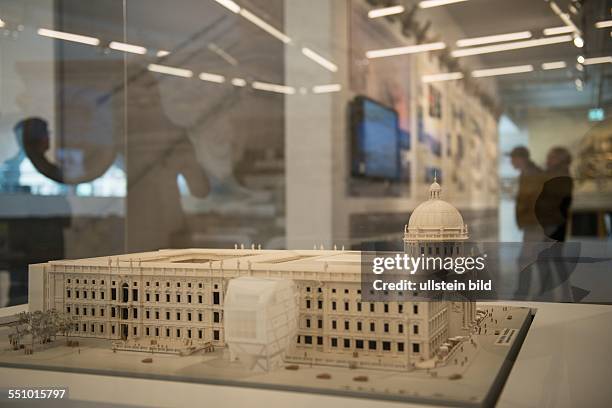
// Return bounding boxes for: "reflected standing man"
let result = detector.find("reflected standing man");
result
[508,146,543,242]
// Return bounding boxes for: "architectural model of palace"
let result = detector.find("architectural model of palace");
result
[29,181,476,371]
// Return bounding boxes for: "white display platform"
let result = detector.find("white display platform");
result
[0,301,610,407]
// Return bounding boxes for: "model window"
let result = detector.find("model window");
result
[176,294,181,303]
[198,313,203,321]
[306,299,311,309]
[213,330,219,341]
[357,302,362,312]
[76,291,80,299]
[133,309,138,319]
[296,336,301,344]
[332,301,336,310]
[101,280,105,285]
[166,312,170,320]
[331,338,338,347]
[332,288,336,293]
[176,312,181,320]
[198,330,203,339]
[368,340,376,350]
[357,321,362,331]
[83,308,87,316]
[412,343,420,353]
[398,304,403,313]
[382,341,391,351]
[344,302,349,311]
[370,303,375,312]
[83,291,87,299]
[318,300,323,309]
[344,289,349,294]
[318,319,323,329]
[155,311,160,319]
[413,325,419,335]
[370,322,375,332]
[92,291,96,299]
[146,311,150,319]
[166,282,170,287]
[413,304,419,314]
[111,325,115,335]
[156,294,160,302]
[305,286,310,292]
[111,308,115,318]
[317,336,323,345]
[132,289,138,302]
[198,295,203,303]
[344,339,350,348]
[156,282,159,287]
[91,324,95,332]
[176,282,180,288]
[187,283,191,288]
[156,328,160,337]
[91,308,95,316]
[344,321,349,330]
[121,283,129,302]
[213,292,220,305]
[187,329,192,339]
[198,283,203,288]
[100,324,104,333]
[146,293,150,302]
[166,294,170,302]
[66,306,71,313]
[66,290,71,298]
[100,308,105,317]
[188,295,192,303]
[187,312,192,321]
[384,323,389,332]
[305,336,312,344]
[317,287,322,293]
[101,291,105,300]
[146,327,150,336]
[398,342,404,352]
[67,279,71,283]
[306,319,311,328]
[176,329,181,337]
[146,282,150,286]
[166,329,170,337]
[384,303,389,313]
[332,320,337,329]
[356,339,364,349]
[213,312,220,323]
[398,324,404,334]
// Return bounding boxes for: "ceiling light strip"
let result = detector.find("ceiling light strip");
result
[451,35,572,58]
[419,0,468,9]
[421,72,464,83]
[252,81,295,94]
[366,42,446,59]
[301,48,338,72]
[583,56,612,65]
[471,64,533,78]
[541,61,566,70]
[148,64,193,78]
[109,41,147,55]
[37,28,100,46]
[456,31,532,47]
[312,84,342,93]
[595,20,612,29]
[543,26,574,36]
[239,9,291,44]
[199,72,226,83]
[368,5,405,18]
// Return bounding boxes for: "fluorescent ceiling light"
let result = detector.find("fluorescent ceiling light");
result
[156,50,170,57]
[472,64,533,78]
[366,42,446,59]
[301,47,338,72]
[239,9,291,44]
[595,20,612,29]
[368,5,405,18]
[583,56,612,65]
[312,84,342,93]
[541,61,566,70]
[456,31,531,47]
[37,28,100,46]
[199,72,225,83]
[451,35,572,57]
[0,19,5,28]
[549,1,580,34]
[252,81,295,95]
[577,55,585,64]
[231,78,247,87]
[147,64,193,78]
[419,0,468,9]
[213,0,240,13]
[422,72,464,83]
[543,26,574,36]
[109,41,147,55]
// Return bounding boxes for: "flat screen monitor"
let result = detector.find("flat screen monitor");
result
[351,96,400,181]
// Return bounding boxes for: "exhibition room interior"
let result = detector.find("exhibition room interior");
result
[0,1,611,407]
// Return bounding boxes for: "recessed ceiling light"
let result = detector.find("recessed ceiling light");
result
[368,5,405,18]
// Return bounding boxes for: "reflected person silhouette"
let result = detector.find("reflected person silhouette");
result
[18,118,64,183]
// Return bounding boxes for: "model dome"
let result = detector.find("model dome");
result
[404,179,468,242]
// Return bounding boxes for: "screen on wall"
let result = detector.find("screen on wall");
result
[351,97,400,180]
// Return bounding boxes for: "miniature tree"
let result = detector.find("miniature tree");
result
[56,313,78,345]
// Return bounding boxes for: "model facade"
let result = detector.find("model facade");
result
[29,181,475,369]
